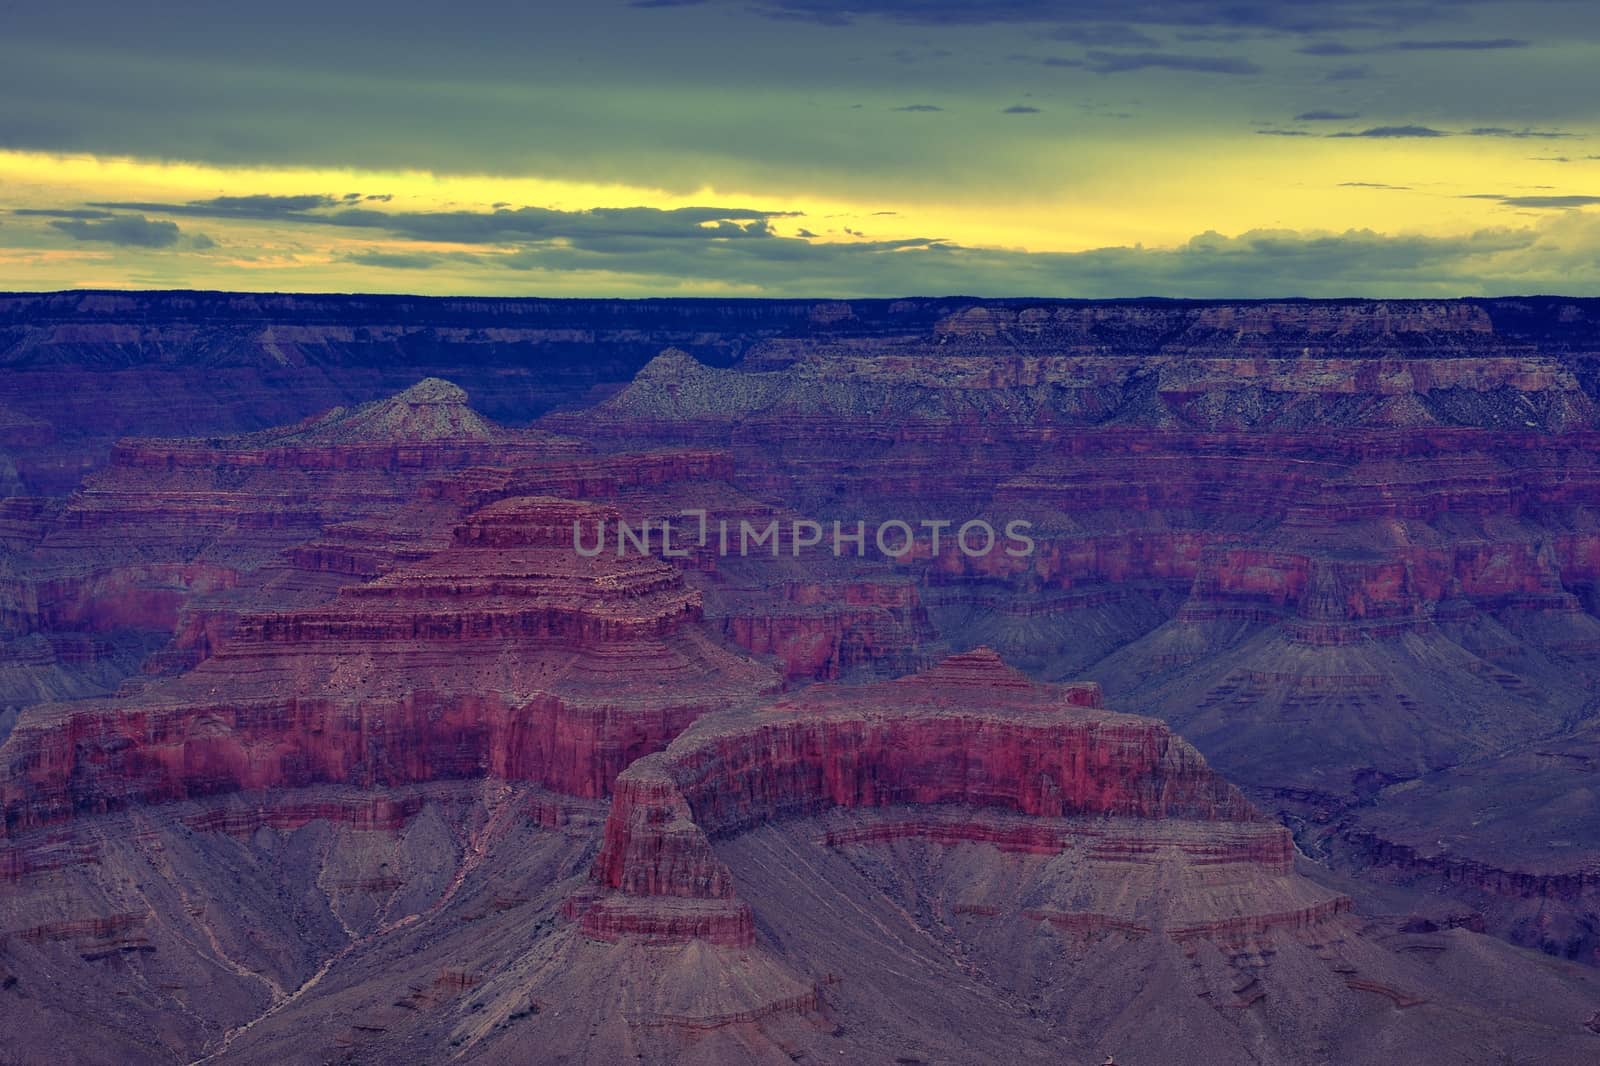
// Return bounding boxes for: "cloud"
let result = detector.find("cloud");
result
[109,194,343,220]
[739,2,1501,35]
[1,0,1585,207]
[19,186,1600,298]
[86,197,804,245]
[1001,105,1041,114]
[1295,110,1358,121]
[892,103,944,111]
[1257,129,1315,137]
[1391,37,1529,50]
[368,223,1556,300]
[1298,37,1530,55]
[1466,127,1575,139]
[11,208,119,220]
[1082,50,1260,75]
[1312,125,1576,140]
[47,213,182,248]
[1339,181,1411,190]
[1464,194,1600,209]
[1329,125,1449,138]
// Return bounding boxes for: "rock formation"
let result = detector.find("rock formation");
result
[4,296,1600,1062]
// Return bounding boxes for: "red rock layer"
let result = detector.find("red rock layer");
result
[573,649,1273,946]
[0,496,779,836]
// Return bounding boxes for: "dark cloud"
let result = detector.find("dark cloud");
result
[71,185,1536,296]
[892,104,944,111]
[1083,50,1260,75]
[1308,125,1575,140]
[48,214,182,248]
[1339,181,1411,190]
[1002,105,1042,114]
[128,194,344,220]
[1329,125,1449,138]
[1295,110,1359,121]
[0,0,1589,203]
[333,223,1551,299]
[1465,193,1600,209]
[85,197,805,245]
[1299,37,1529,55]
[18,188,1585,298]
[1391,37,1529,50]
[740,2,1485,34]
[1466,127,1575,139]
[1256,129,1315,137]
[12,208,119,220]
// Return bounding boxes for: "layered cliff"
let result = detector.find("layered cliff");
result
[573,649,1286,948]
[0,291,996,493]
[6,295,1600,1062]
[0,494,780,835]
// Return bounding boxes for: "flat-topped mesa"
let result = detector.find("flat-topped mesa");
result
[676,649,1256,834]
[566,340,1597,437]
[0,496,781,832]
[575,649,1271,945]
[236,497,700,648]
[931,301,1504,350]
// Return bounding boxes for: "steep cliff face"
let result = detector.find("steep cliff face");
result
[526,300,1600,969]
[574,649,1281,948]
[0,381,595,724]
[7,296,1600,1062]
[0,494,779,834]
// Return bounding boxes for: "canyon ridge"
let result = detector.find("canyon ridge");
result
[3,293,1600,1064]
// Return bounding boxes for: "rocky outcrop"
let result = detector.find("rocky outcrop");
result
[10,296,1600,1062]
[572,649,1287,947]
[0,496,779,834]
[0,291,998,493]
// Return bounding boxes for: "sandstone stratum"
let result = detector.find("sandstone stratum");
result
[4,294,1600,1064]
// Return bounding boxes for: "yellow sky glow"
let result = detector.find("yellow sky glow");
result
[0,139,1581,294]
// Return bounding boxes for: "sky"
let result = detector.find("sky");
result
[2,0,1598,298]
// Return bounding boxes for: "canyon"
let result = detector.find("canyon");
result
[3,293,1600,1063]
